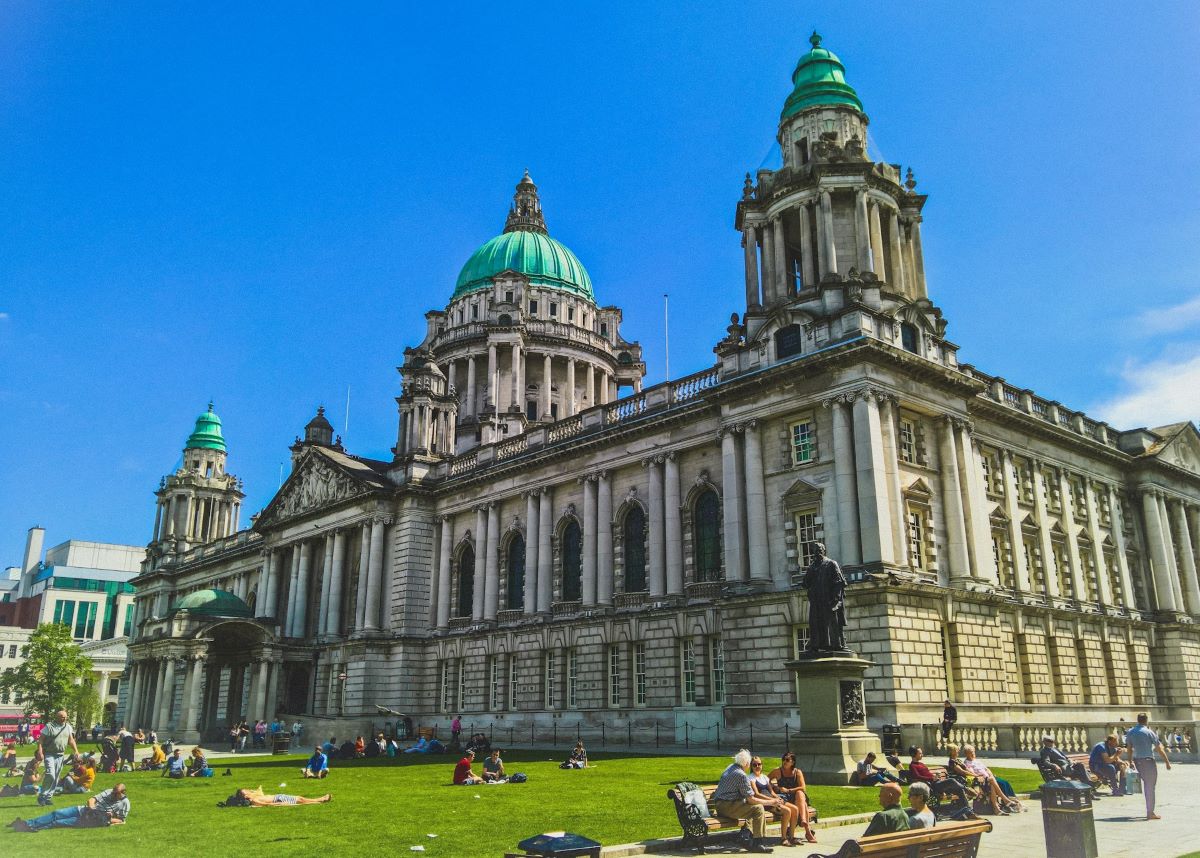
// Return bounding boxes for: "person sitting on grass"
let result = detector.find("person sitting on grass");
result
[768,751,816,844]
[749,755,801,847]
[322,737,337,755]
[186,747,209,777]
[862,783,910,837]
[560,740,588,769]
[404,736,429,754]
[0,759,41,796]
[304,746,329,779]
[59,755,96,794]
[1,743,16,772]
[353,736,366,758]
[454,750,483,785]
[163,749,187,780]
[482,749,505,782]
[220,787,331,807]
[9,783,129,831]
[905,782,935,829]
[856,752,900,786]
[139,743,166,771]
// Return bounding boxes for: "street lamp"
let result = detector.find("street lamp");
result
[337,672,348,716]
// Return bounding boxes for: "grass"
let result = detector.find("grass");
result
[0,751,1039,858]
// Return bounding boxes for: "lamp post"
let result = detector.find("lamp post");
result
[338,672,348,716]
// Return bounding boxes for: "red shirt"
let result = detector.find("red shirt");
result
[453,757,473,784]
[909,762,937,783]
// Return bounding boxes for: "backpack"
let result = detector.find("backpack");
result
[510,773,527,783]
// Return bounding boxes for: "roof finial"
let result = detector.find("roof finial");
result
[504,170,548,235]
[207,400,214,412]
[809,30,822,49]
[904,168,918,191]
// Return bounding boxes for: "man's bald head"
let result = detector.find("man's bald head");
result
[879,782,902,808]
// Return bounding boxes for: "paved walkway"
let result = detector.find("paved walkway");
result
[611,759,1200,858]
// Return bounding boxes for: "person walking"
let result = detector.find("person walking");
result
[1126,713,1171,820]
[36,709,79,807]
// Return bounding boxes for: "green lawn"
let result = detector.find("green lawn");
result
[0,752,1038,857]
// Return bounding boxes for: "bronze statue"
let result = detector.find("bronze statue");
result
[802,542,847,652]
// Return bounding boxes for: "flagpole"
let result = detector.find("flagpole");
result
[663,293,670,382]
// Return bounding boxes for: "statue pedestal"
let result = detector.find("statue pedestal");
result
[784,653,881,785]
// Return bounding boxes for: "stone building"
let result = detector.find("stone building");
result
[124,35,1200,755]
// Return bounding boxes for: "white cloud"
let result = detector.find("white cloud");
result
[1135,294,1200,335]
[1092,350,1200,428]
[0,312,9,321]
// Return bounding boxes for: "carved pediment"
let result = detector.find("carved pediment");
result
[258,452,372,527]
[1156,424,1200,476]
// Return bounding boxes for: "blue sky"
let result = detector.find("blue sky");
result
[1,1,1198,565]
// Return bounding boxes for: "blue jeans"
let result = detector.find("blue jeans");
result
[39,754,65,802]
[25,805,83,830]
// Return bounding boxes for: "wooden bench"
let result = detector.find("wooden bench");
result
[417,726,437,741]
[807,818,992,858]
[1031,752,1101,789]
[668,783,818,854]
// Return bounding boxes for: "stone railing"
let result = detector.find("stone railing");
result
[495,435,528,461]
[614,591,647,609]
[548,415,584,444]
[919,722,1200,760]
[495,609,525,624]
[671,367,719,403]
[964,365,1116,448]
[551,600,581,616]
[449,451,477,476]
[1109,723,1194,755]
[685,581,724,601]
[447,616,472,630]
[606,393,647,425]
[928,725,1000,754]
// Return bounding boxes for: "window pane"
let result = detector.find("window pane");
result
[694,490,721,582]
[562,522,582,601]
[457,546,475,618]
[623,506,647,592]
[506,535,526,610]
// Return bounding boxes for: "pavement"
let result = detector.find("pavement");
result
[604,757,1200,858]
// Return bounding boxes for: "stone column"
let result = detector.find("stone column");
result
[317,536,334,638]
[1108,486,1135,608]
[466,356,477,417]
[582,476,598,606]
[566,358,577,416]
[156,657,176,730]
[888,210,907,293]
[163,498,175,538]
[586,364,595,410]
[761,219,776,304]
[958,424,998,583]
[124,661,142,728]
[854,189,872,271]
[1085,482,1113,606]
[1171,501,1200,615]
[484,503,500,620]
[910,217,928,298]
[364,517,387,631]
[720,428,746,581]
[487,343,498,409]
[294,541,312,638]
[1001,452,1031,592]
[437,518,453,627]
[1032,462,1060,599]
[537,488,553,613]
[183,656,204,732]
[831,399,861,565]
[819,190,838,275]
[1141,491,1178,612]
[743,226,761,310]
[597,472,614,604]
[938,417,970,580]
[1156,493,1185,610]
[743,422,772,582]
[878,396,908,567]
[447,359,457,398]
[152,502,163,543]
[648,457,666,596]
[254,658,270,725]
[1057,471,1086,599]
[523,496,539,615]
[868,200,885,277]
[542,354,552,419]
[664,455,683,595]
[286,547,301,637]
[511,343,522,410]
[853,392,896,565]
[798,203,815,289]
[354,524,370,631]
[472,506,488,620]
[327,529,347,637]
[260,550,275,618]
[773,216,787,300]
[1189,506,1200,609]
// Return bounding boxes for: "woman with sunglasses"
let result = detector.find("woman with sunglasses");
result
[748,755,801,847]
[768,752,817,844]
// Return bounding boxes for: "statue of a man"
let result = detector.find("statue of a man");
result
[802,542,847,652]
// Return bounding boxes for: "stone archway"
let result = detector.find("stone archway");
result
[192,619,276,743]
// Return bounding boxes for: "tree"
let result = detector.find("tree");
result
[0,623,93,720]
[70,683,104,734]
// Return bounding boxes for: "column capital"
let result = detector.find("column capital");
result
[819,392,854,409]
[716,424,744,439]
[371,515,393,527]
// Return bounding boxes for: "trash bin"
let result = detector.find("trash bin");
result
[881,724,902,755]
[272,731,292,755]
[1041,779,1097,858]
[514,832,601,858]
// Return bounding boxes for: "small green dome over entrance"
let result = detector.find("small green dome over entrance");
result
[185,403,226,452]
[172,588,252,618]
[781,32,864,119]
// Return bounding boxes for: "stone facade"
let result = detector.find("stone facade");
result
[123,36,1200,755]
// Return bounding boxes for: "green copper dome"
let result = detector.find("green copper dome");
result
[171,588,252,618]
[781,32,864,119]
[451,171,596,303]
[185,403,226,452]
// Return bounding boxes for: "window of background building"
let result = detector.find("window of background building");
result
[567,307,575,322]
[456,660,464,712]
[634,642,646,707]
[544,651,556,709]
[790,418,816,465]
[509,654,518,710]
[504,290,514,303]
[561,522,583,602]
[549,302,558,317]
[608,645,621,707]
[680,639,696,705]
[73,602,97,639]
[53,599,76,631]
[7,645,16,658]
[489,657,501,711]
[567,649,578,708]
[710,637,725,704]
[623,506,647,592]
[529,300,538,315]
[441,661,453,712]
[693,490,722,582]
[906,504,928,569]
[793,509,822,567]
[898,418,917,464]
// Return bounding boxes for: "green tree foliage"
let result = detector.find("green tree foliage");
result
[70,683,104,734]
[0,623,93,718]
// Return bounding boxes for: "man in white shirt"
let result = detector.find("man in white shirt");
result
[10,783,129,831]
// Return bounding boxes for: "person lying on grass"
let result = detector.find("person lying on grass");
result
[220,787,332,807]
[9,783,129,831]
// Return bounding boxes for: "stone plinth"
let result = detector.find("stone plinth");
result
[785,652,881,784]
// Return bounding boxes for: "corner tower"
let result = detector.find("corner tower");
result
[147,403,245,562]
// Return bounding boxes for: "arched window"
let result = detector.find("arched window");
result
[623,506,647,593]
[693,490,722,582]
[561,521,582,602]
[456,545,475,618]
[900,322,919,354]
[506,535,526,610]
[775,324,804,359]
[498,313,513,326]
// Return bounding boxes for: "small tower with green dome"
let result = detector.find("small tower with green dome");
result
[148,402,245,559]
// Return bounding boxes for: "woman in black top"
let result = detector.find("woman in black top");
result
[768,752,816,843]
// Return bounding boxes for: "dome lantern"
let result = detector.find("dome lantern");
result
[185,402,226,453]
[781,31,864,119]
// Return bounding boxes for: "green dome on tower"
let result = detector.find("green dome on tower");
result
[185,403,226,452]
[781,32,864,119]
[171,588,252,618]
[452,171,595,303]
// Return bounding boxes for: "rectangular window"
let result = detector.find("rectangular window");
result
[544,651,556,709]
[567,307,575,322]
[549,302,558,317]
[790,418,816,465]
[529,300,538,315]
[898,419,916,464]
[54,599,75,630]
[794,510,822,567]
[608,645,621,708]
[600,322,608,337]
[906,505,927,569]
[509,654,518,710]
[680,639,696,705]
[471,304,479,320]
[505,290,514,304]
[710,637,725,704]
[74,602,97,639]
[489,657,501,711]
[456,660,464,711]
[441,661,453,712]
[567,649,578,708]
[634,642,646,707]
[123,604,133,637]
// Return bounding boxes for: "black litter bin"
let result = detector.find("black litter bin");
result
[1041,779,1097,858]
[881,724,902,755]
[514,832,601,858]
[272,731,292,755]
